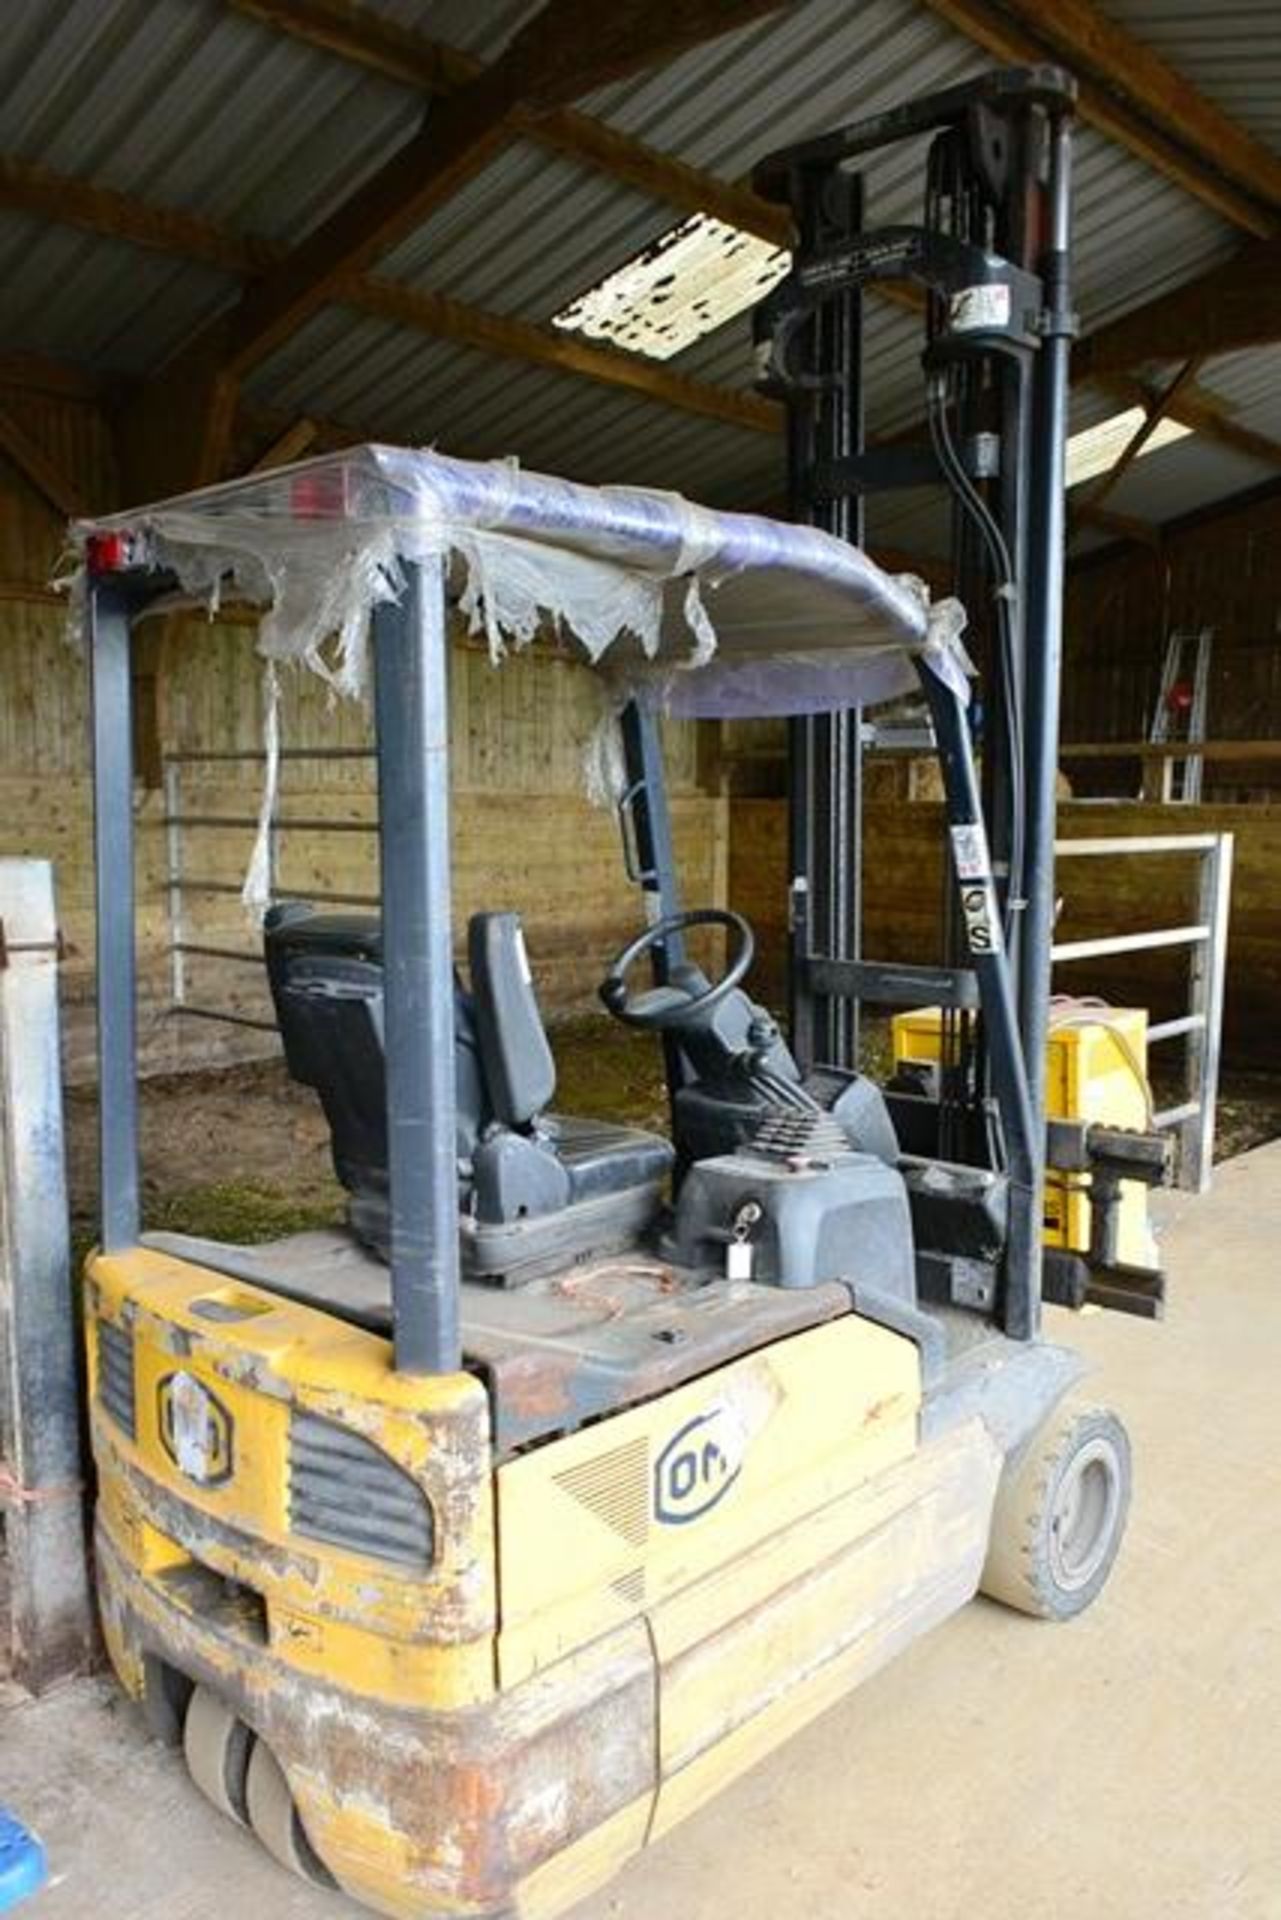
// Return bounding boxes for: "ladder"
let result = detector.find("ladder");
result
[1150,627,1212,803]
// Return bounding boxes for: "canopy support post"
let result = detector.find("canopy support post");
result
[373,558,462,1377]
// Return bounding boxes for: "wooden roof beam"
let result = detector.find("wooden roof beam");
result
[0,156,780,440]
[0,351,104,403]
[0,403,88,517]
[225,0,792,245]
[9,152,1280,478]
[1096,372,1281,473]
[918,0,1277,238]
[230,0,795,244]
[0,155,266,276]
[250,416,321,470]
[1073,356,1202,532]
[221,0,796,379]
[338,273,778,432]
[1075,234,1281,378]
[1070,502,1161,551]
[112,0,795,497]
[967,0,1281,220]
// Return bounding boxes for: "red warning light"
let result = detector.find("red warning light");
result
[85,531,136,574]
[290,469,349,519]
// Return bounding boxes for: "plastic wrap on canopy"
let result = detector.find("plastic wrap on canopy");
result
[66,444,969,715]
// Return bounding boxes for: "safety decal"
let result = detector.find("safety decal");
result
[950,284,1011,331]
[960,881,1002,954]
[949,822,991,882]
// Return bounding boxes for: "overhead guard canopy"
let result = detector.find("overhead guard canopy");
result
[68,444,968,719]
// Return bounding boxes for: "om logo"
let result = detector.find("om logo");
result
[158,1371,234,1486]
[654,1408,743,1527]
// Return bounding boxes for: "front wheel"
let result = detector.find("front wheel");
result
[981,1400,1131,1620]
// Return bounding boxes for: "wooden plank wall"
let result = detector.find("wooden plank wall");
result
[1064,487,1281,798]
[729,798,1281,1069]
[0,386,725,1081]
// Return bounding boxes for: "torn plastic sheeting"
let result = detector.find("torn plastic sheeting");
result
[66,445,953,681]
[64,444,970,907]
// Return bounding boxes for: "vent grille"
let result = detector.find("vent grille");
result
[288,1413,434,1573]
[555,1435,650,1548]
[97,1318,136,1440]
[610,1568,647,1608]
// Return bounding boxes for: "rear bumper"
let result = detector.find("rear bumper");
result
[95,1516,655,1920]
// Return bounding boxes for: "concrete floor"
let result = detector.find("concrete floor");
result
[3,1142,1279,1920]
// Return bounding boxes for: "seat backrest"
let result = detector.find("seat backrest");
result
[263,905,487,1191]
[467,911,556,1130]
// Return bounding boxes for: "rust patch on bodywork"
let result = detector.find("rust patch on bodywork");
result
[99,1520,655,1918]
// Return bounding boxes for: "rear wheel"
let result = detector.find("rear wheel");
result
[183,1685,254,1825]
[981,1400,1131,1619]
[245,1739,338,1890]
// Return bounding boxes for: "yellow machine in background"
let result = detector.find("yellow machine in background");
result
[892,1005,1159,1269]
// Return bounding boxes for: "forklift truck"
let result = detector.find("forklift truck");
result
[78,68,1162,1920]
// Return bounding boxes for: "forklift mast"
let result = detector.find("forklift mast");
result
[750,67,1079,1334]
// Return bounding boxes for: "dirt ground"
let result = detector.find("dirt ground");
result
[64,1014,1281,1256]
[63,1015,672,1257]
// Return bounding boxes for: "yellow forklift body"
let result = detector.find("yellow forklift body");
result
[892,1005,1158,1267]
[88,1243,1003,1918]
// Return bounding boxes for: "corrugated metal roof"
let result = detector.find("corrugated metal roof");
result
[0,0,420,236]
[360,0,547,62]
[0,0,1275,539]
[1106,432,1276,520]
[580,0,1239,332]
[1097,0,1281,155]
[245,306,778,506]
[1196,346,1281,444]
[0,213,235,374]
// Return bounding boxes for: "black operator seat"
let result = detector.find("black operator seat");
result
[263,904,673,1285]
[467,912,672,1202]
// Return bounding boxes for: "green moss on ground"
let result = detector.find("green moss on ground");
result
[72,1179,343,1274]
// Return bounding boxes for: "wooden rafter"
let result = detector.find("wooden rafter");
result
[114,0,796,496]
[972,0,1281,219]
[0,351,103,403]
[227,0,475,92]
[1080,357,1202,521]
[340,274,779,432]
[0,156,264,276]
[1073,503,1161,551]
[917,0,1277,239]
[0,155,781,440]
[220,0,796,379]
[8,149,1281,491]
[226,0,794,247]
[0,403,87,517]
[1074,235,1281,379]
[1098,373,1281,473]
[250,416,320,470]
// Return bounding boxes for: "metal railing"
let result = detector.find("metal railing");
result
[163,747,378,1035]
[1052,831,1234,1193]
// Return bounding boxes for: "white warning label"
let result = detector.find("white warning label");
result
[960,881,1002,954]
[949,284,1011,332]
[950,823,991,882]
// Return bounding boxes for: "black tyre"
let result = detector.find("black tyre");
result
[981,1399,1131,1619]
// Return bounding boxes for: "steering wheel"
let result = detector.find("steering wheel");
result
[599,909,755,1031]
